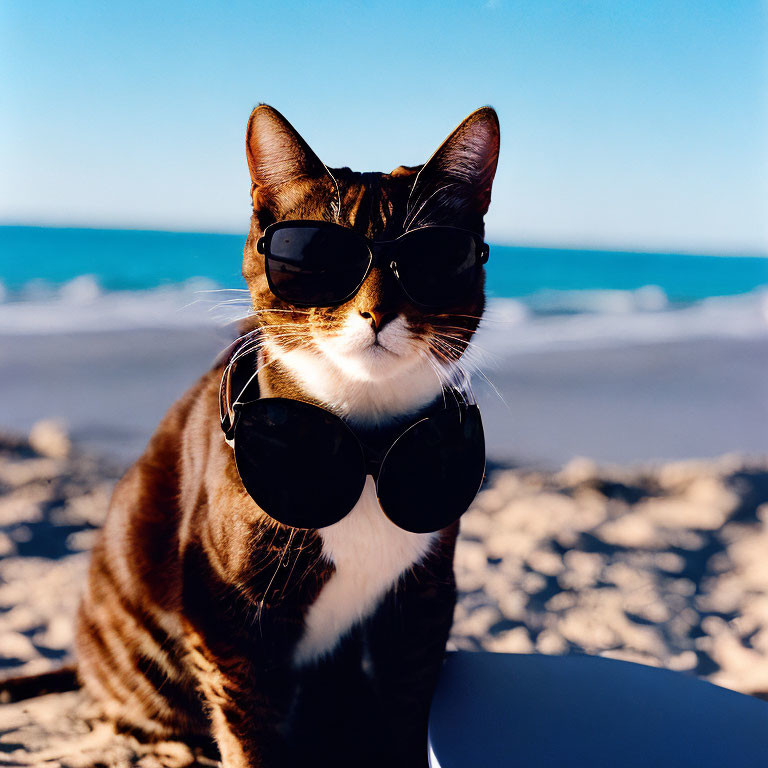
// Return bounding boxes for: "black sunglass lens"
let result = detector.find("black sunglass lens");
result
[233,398,366,529]
[266,225,370,306]
[377,405,485,534]
[394,228,482,306]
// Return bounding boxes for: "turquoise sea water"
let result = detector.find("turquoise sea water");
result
[2,225,767,302]
[1,226,767,345]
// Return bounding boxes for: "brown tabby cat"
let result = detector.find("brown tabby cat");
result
[76,104,500,767]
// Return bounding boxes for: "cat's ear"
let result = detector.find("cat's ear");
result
[407,107,500,225]
[246,105,335,218]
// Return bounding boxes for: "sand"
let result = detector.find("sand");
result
[0,425,766,765]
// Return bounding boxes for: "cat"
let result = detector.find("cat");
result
[75,104,499,767]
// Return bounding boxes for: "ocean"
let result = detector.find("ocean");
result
[1,225,767,352]
[1,225,767,463]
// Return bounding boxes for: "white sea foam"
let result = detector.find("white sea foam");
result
[519,285,669,315]
[0,278,766,355]
[479,288,768,354]
[0,277,245,335]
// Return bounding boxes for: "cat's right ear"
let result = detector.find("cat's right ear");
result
[246,105,334,221]
[407,107,500,227]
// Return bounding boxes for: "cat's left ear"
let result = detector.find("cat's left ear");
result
[246,104,336,220]
[407,107,500,225]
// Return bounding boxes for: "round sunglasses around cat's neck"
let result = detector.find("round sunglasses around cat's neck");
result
[256,220,490,309]
[219,342,486,533]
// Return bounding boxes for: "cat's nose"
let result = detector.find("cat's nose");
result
[360,309,397,333]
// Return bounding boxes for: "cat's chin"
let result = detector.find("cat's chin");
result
[264,337,445,424]
[316,340,422,383]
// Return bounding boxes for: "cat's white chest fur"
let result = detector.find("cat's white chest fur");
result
[293,476,436,666]
[262,322,447,667]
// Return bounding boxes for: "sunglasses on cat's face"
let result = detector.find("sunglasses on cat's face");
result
[256,221,490,308]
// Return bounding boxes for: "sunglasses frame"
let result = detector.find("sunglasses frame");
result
[219,337,485,533]
[230,396,485,533]
[256,220,490,309]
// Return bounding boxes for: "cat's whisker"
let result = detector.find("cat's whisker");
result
[249,325,308,335]
[229,330,312,367]
[418,345,456,408]
[178,291,252,314]
[464,344,500,369]
[260,329,312,343]
[209,310,258,325]
[254,524,292,631]
[429,335,509,410]
[227,328,261,350]
[416,350,455,410]
[418,348,451,386]
[427,342,458,367]
[432,331,500,365]
[262,531,298,609]
[450,346,500,378]
[432,332,469,351]
[430,337,469,361]
[432,311,519,329]
[474,367,510,410]
[205,305,252,319]
[279,529,315,603]
[246,308,315,315]
[175,297,215,312]
[285,530,315,592]
[436,341,481,368]
[428,339,475,381]
[206,298,254,309]
[429,313,485,320]
[430,324,477,334]
[195,288,251,294]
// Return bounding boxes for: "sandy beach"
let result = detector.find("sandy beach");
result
[0,323,766,764]
[0,412,766,764]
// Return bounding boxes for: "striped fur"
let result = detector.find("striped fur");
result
[76,104,499,767]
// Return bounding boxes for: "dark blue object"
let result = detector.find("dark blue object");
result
[428,652,768,767]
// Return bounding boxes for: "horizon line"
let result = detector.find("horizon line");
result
[1,220,766,261]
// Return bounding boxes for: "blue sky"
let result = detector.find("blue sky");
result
[1,0,766,253]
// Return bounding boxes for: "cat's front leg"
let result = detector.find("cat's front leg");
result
[180,543,296,767]
[365,528,459,768]
[183,629,289,767]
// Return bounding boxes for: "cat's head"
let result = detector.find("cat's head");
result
[241,105,499,404]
